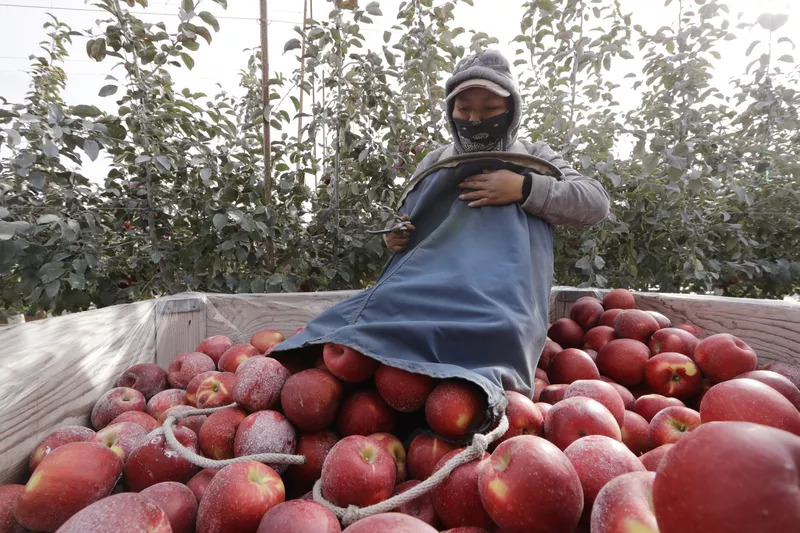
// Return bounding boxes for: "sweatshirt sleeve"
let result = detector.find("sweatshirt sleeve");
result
[519,141,611,227]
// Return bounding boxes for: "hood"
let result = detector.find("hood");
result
[444,50,522,154]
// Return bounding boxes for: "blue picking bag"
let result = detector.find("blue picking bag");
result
[271,154,561,430]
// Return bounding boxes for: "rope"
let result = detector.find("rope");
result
[312,414,509,527]
[162,403,307,469]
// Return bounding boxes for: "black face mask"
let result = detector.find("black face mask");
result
[453,111,510,152]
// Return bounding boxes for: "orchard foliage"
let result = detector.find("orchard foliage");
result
[0,0,798,316]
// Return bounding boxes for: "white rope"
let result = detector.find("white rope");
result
[162,403,307,469]
[312,414,509,527]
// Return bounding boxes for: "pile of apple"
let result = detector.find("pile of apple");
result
[2,288,800,533]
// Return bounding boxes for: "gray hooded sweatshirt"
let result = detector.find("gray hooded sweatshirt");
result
[415,50,610,228]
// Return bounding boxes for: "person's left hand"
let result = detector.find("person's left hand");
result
[458,169,525,208]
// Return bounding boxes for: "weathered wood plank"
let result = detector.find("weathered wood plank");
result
[155,296,206,368]
[205,292,359,343]
[551,288,800,366]
[0,300,157,484]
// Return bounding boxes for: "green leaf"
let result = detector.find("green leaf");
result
[221,240,235,251]
[284,39,302,53]
[67,273,85,290]
[5,129,21,147]
[154,155,171,171]
[42,140,59,159]
[72,105,102,117]
[213,213,227,230]
[200,168,212,182]
[45,280,60,299]
[181,0,194,12]
[777,54,794,63]
[746,40,760,56]
[212,0,227,7]
[383,31,391,43]
[29,172,46,190]
[151,252,164,263]
[198,11,220,32]
[135,155,151,163]
[757,13,788,32]
[83,139,100,161]
[98,85,118,97]
[37,214,60,224]
[0,207,8,219]
[594,255,606,270]
[181,53,195,70]
[195,26,213,44]
[365,1,382,16]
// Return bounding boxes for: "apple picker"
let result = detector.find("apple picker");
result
[271,50,610,429]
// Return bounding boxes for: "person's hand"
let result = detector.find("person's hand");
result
[458,169,525,207]
[384,214,415,253]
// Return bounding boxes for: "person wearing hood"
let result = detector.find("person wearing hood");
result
[385,49,610,253]
[271,50,610,422]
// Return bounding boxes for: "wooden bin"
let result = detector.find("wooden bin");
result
[2,288,799,484]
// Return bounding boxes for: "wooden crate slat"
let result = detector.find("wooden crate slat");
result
[0,300,157,484]
[155,296,207,368]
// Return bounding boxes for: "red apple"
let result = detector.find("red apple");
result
[28,425,95,472]
[193,371,236,409]
[338,390,397,437]
[495,391,544,446]
[603,289,636,310]
[539,383,569,404]
[621,411,652,456]
[425,380,486,441]
[699,378,800,434]
[234,356,289,412]
[126,426,200,491]
[648,327,699,359]
[638,443,674,472]
[570,297,605,330]
[196,335,234,365]
[644,352,703,400]
[0,484,25,533]
[645,311,671,329]
[112,410,159,432]
[168,351,216,389]
[431,449,493,530]
[185,371,221,407]
[564,435,646,521]
[14,442,123,532]
[583,326,617,352]
[369,433,407,484]
[613,310,660,344]
[539,338,563,369]
[118,363,169,400]
[218,344,260,374]
[91,421,148,462]
[585,348,598,361]
[146,388,187,420]
[596,339,651,386]
[548,348,601,384]
[391,480,438,528]
[186,468,219,505]
[633,394,684,422]
[250,329,285,354]
[590,471,658,533]
[407,433,460,481]
[674,323,704,338]
[256,500,341,533]
[284,431,338,497]
[694,333,757,382]
[159,405,207,436]
[196,461,285,533]
[649,406,701,447]
[735,370,800,409]
[440,529,492,533]
[141,481,198,533]
[548,318,585,349]
[322,343,379,382]
[375,365,436,412]
[598,308,624,327]
[544,396,622,450]
[281,368,344,432]
[762,361,800,388]
[535,367,550,384]
[321,435,396,507]
[91,387,146,430]
[53,493,171,533]
[653,421,800,533]
[341,513,438,532]
[234,410,297,473]
[604,380,635,410]
[533,377,548,401]
[564,379,626,427]
[478,435,583,533]
[535,402,552,422]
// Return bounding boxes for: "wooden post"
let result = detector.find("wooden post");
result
[260,0,275,270]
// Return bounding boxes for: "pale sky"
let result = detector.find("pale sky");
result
[1,0,798,176]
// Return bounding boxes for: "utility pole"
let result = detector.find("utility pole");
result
[259,0,275,271]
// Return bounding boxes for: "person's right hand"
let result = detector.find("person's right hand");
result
[384,214,415,253]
